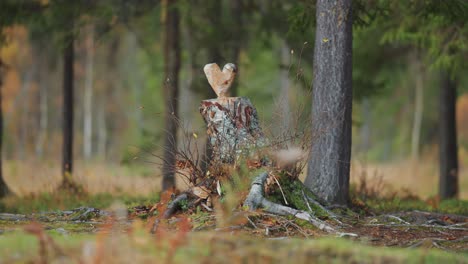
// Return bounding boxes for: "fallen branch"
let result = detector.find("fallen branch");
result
[0,213,29,221]
[365,223,468,231]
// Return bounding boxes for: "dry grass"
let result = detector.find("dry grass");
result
[350,159,468,200]
[3,160,162,196]
[3,155,467,200]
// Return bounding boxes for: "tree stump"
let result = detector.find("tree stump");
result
[199,97,268,164]
[154,63,341,234]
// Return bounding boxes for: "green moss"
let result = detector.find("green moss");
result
[267,173,329,218]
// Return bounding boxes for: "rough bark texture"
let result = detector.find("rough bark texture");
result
[162,0,181,190]
[439,72,458,199]
[200,97,267,164]
[305,0,353,205]
[62,34,74,179]
[0,59,10,197]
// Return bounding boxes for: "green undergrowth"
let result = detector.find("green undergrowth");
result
[267,172,333,218]
[0,191,159,214]
[0,230,466,263]
[361,197,468,216]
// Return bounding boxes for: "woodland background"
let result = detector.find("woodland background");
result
[0,0,467,203]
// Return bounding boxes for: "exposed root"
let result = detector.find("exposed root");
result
[303,192,347,226]
[162,193,189,219]
[244,172,336,233]
[151,193,189,233]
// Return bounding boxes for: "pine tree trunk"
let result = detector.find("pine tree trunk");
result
[62,34,74,181]
[0,59,10,197]
[305,0,353,205]
[161,0,181,190]
[83,26,94,160]
[439,72,458,199]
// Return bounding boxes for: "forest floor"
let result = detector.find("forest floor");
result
[0,195,467,263]
[0,160,467,263]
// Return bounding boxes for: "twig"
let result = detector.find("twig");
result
[201,203,213,212]
[245,216,258,229]
[385,215,410,225]
[272,174,288,205]
[365,223,468,231]
[302,190,314,214]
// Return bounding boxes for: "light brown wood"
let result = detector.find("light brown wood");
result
[203,63,237,98]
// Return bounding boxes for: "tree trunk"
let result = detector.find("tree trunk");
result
[411,56,424,160]
[0,59,10,197]
[439,72,458,199]
[18,67,34,160]
[62,34,74,181]
[305,0,353,205]
[161,0,181,191]
[35,47,49,158]
[97,103,107,159]
[83,26,94,160]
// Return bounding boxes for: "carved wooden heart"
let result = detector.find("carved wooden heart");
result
[204,63,237,98]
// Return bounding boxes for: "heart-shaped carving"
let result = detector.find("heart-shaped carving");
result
[204,63,237,98]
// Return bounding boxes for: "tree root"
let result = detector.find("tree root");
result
[244,172,336,233]
[151,193,189,233]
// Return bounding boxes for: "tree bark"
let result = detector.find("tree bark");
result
[200,97,267,164]
[439,72,458,199]
[83,25,94,160]
[305,0,353,205]
[0,59,10,197]
[161,0,181,190]
[62,33,74,181]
